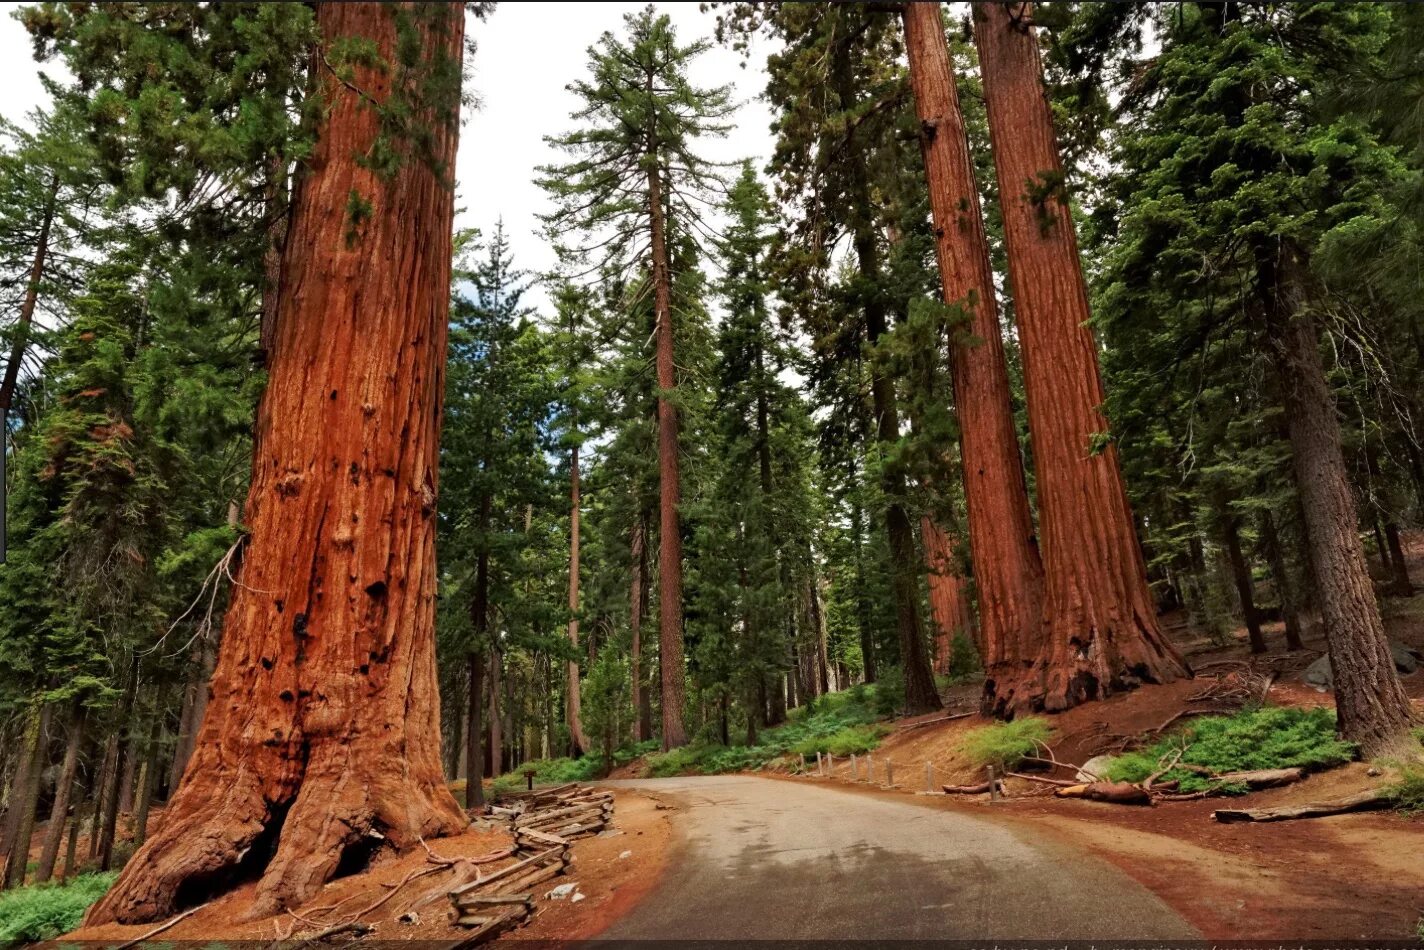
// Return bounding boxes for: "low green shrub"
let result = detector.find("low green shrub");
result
[962,718,1053,770]
[790,723,889,758]
[0,871,118,944]
[490,755,604,794]
[1103,706,1356,793]
[1389,766,1424,816]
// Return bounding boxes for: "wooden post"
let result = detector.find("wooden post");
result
[925,761,934,793]
[987,765,1000,802]
[816,751,823,776]
[827,753,834,776]
[886,759,894,788]
[866,753,874,783]
[850,753,858,780]
[798,753,806,772]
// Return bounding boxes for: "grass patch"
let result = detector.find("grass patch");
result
[0,871,117,944]
[643,686,890,777]
[1389,766,1424,816]
[490,755,604,795]
[962,718,1053,770]
[1103,706,1355,793]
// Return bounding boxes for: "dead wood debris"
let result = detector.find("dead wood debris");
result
[1212,788,1391,823]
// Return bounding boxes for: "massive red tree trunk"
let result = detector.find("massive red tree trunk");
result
[901,2,1044,715]
[971,0,1188,711]
[88,3,467,924]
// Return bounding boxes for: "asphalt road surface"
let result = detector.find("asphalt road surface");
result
[596,774,1197,942]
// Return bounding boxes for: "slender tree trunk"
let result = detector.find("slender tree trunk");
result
[132,716,161,850]
[61,793,83,883]
[629,511,647,742]
[902,2,1045,715]
[88,737,114,862]
[488,648,503,777]
[969,0,1189,710]
[1222,512,1266,653]
[0,172,58,563]
[36,702,85,884]
[117,738,138,818]
[647,123,688,750]
[88,4,467,924]
[850,493,877,683]
[809,575,831,696]
[566,444,590,755]
[1261,511,1305,651]
[465,652,484,809]
[1372,517,1392,574]
[169,634,216,795]
[1,704,50,889]
[1263,246,1416,760]
[98,660,139,873]
[1384,521,1413,595]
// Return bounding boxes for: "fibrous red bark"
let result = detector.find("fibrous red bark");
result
[920,514,974,675]
[901,2,1044,714]
[87,3,467,924]
[972,0,1188,711]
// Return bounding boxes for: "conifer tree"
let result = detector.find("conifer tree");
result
[538,8,733,749]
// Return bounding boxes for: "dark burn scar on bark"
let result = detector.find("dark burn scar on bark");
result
[365,579,387,599]
[274,598,284,614]
[260,657,274,670]
[349,462,360,485]
[279,690,294,702]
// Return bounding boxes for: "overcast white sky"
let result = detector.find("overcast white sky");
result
[0,2,778,311]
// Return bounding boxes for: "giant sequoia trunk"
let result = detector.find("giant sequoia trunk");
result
[1263,248,1418,761]
[648,150,688,750]
[901,2,1044,715]
[566,444,590,755]
[971,0,1188,711]
[87,3,467,924]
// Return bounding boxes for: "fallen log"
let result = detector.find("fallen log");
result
[941,781,1005,795]
[449,846,563,899]
[450,904,529,944]
[1212,789,1391,823]
[1209,767,1305,789]
[1054,781,1153,805]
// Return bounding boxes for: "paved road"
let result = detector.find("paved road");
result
[596,774,1196,942]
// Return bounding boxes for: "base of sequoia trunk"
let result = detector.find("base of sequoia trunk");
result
[84,758,465,925]
[982,628,1191,719]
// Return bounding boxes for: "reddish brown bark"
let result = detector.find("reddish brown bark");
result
[921,514,974,675]
[1221,511,1266,653]
[465,651,484,809]
[566,443,589,755]
[1384,521,1413,595]
[1263,248,1417,761]
[901,2,1044,715]
[1,704,49,890]
[86,3,467,924]
[972,0,1188,711]
[1261,511,1305,651]
[648,115,688,750]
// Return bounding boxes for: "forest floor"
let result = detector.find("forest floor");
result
[51,787,674,946]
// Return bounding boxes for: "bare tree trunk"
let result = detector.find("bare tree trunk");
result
[902,2,1044,716]
[1384,521,1413,595]
[971,0,1188,711]
[566,444,590,755]
[647,121,688,750]
[0,173,58,564]
[1,704,50,890]
[1261,511,1305,651]
[1222,512,1266,653]
[88,3,467,924]
[132,715,161,849]
[36,702,84,884]
[488,648,503,778]
[168,635,216,795]
[629,511,648,742]
[465,652,485,809]
[1263,246,1416,760]
[98,660,138,873]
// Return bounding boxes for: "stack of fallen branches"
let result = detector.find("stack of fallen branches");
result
[1046,745,1306,806]
[442,784,616,946]
[490,784,614,839]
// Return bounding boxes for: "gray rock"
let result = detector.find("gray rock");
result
[1076,754,1115,783]
[1302,641,1422,689]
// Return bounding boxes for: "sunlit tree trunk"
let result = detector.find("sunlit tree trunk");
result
[566,443,589,754]
[87,3,467,924]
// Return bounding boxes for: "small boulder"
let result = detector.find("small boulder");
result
[1076,754,1115,783]
[1303,641,1422,690]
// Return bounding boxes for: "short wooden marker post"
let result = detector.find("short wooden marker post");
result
[925,761,934,793]
[827,753,834,776]
[866,753,874,783]
[987,765,1000,802]
[816,751,824,775]
[850,753,858,780]
[886,759,894,788]
[799,753,806,772]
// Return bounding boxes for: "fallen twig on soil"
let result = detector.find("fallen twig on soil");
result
[941,780,1005,795]
[112,903,207,950]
